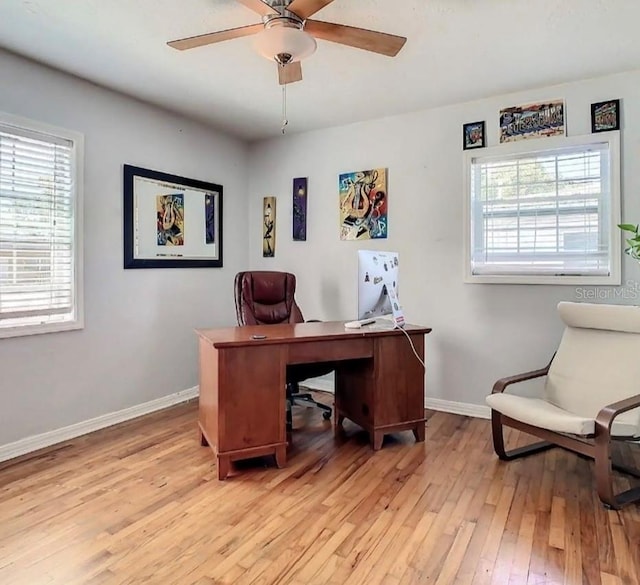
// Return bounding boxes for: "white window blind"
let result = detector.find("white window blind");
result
[0,122,77,330]
[469,140,616,280]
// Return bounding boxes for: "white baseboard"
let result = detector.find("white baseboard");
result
[425,397,491,420]
[302,379,490,421]
[0,388,490,464]
[0,386,199,464]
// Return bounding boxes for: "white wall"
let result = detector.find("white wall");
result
[2,48,639,450]
[248,69,640,407]
[0,49,249,446]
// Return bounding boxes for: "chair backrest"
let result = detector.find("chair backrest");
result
[545,302,640,431]
[234,271,304,326]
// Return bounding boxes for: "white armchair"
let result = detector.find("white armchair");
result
[487,301,640,509]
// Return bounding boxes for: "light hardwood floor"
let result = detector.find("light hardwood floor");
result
[1,396,639,585]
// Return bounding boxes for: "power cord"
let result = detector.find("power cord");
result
[345,317,426,369]
[394,323,426,369]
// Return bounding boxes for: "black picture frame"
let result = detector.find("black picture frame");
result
[123,164,223,269]
[591,99,620,133]
[463,121,486,150]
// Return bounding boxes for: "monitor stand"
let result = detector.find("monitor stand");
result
[381,274,405,328]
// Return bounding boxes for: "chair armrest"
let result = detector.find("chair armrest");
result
[492,353,555,394]
[492,365,550,394]
[595,394,640,432]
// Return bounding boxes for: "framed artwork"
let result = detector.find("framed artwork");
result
[463,121,486,150]
[123,165,222,269]
[339,168,387,241]
[263,196,276,257]
[292,177,307,241]
[591,99,620,133]
[499,100,565,143]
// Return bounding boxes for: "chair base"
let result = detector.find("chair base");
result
[285,385,333,439]
[292,392,333,420]
[491,410,640,510]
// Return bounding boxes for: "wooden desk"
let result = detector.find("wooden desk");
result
[196,321,431,479]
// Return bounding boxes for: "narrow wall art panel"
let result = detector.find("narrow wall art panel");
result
[263,196,276,257]
[292,177,307,241]
[339,168,387,241]
[205,193,216,244]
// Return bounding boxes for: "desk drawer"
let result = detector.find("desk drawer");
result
[287,337,373,364]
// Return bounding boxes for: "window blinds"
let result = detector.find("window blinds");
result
[469,142,611,276]
[0,124,75,323]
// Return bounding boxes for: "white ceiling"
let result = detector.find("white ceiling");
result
[1,0,639,141]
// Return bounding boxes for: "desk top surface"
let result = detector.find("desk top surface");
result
[196,321,431,348]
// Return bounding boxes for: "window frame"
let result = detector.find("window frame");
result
[0,112,84,338]
[462,131,621,285]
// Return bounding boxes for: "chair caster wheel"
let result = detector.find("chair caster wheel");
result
[323,411,332,421]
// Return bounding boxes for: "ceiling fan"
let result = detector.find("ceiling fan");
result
[167,0,407,86]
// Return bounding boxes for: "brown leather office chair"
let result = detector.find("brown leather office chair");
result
[234,271,333,432]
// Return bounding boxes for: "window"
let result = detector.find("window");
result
[0,113,83,337]
[463,132,620,284]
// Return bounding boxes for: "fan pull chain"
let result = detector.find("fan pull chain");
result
[281,84,288,135]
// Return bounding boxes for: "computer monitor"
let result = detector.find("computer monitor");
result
[357,250,404,326]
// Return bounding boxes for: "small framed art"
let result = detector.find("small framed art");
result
[463,121,486,150]
[591,99,620,133]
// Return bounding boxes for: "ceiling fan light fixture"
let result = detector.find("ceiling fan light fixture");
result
[253,25,317,63]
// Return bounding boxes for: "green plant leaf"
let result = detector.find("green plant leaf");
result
[619,223,639,233]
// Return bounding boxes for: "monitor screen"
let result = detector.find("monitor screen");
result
[357,250,400,320]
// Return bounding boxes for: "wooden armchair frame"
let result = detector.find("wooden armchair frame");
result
[490,358,640,509]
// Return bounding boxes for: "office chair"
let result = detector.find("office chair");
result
[234,271,333,432]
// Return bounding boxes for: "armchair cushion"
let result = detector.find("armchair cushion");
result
[558,301,640,334]
[544,303,640,434]
[486,393,638,437]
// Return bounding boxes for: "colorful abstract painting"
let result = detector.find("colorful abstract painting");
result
[292,177,307,241]
[263,196,276,257]
[499,100,565,143]
[205,193,216,244]
[339,168,387,241]
[156,193,184,246]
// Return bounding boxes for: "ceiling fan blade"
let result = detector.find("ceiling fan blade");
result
[305,20,407,57]
[235,0,277,17]
[287,0,335,20]
[278,61,303,85]
[167,23,263,50]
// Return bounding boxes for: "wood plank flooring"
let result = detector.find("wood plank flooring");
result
[1,395,639,585]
